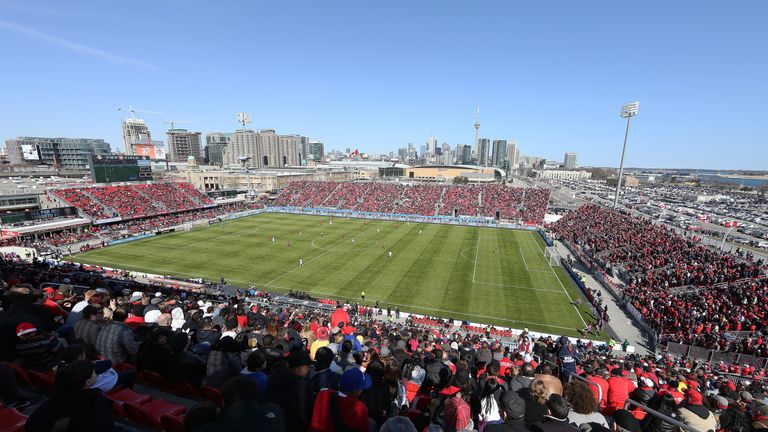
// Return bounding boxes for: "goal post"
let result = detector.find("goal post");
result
[543,246,561,267]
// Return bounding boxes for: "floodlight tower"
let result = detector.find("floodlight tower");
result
[613,101,639,208]
[236,112,252,130]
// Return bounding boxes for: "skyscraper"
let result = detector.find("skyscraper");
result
[491,139,507,167]
[506,141,520,171]
[455,144,472,165]
[441,143,452,165]
[478,138,490,166]
[564,152,578,170]
[167,129,202,162]
[122,118,152,155]
[427,135,438,155]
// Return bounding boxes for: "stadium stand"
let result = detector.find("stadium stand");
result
[0,254,764,431]
[271,181,551,223]
[51,182,214,221]
[553,204,768,357]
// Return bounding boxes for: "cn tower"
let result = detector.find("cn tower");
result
[474,106,480,166]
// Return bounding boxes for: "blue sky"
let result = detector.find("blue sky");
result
[0,1,766,170]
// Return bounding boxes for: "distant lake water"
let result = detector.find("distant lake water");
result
[699,174,768,187]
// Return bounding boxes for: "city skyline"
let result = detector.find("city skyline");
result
[1,1,766,170]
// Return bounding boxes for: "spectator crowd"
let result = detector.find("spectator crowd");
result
[553,204,768,357]
[1,255,767,431]
[272,181,550,224]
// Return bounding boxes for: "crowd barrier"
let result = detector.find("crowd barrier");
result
[264,206,535,230]
[666,342,768,370]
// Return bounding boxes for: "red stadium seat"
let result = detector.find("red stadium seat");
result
[1,362,31,386]
[124,400,186,430]
[27,370,55,392]
[160,414,186,432]
[169,382,200,399]
[140,370,170,390]
[105,388,152,417]
[0,407,28,432]
[199,385,223,407]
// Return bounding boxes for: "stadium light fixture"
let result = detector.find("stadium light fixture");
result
[613,101,639,208]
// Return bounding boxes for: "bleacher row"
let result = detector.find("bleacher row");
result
[271,181,551,224]
[552,204,768,357]
[51,182,215,221]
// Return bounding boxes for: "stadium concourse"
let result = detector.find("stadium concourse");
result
[0,180,766,431]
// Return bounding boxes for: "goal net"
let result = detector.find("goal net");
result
[543,246,561,267]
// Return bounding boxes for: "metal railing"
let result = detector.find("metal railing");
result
[666,342,768,369]
[623,399,701,432]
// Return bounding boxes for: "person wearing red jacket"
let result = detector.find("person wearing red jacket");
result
[310,368,371,432]
[606,367,636,415]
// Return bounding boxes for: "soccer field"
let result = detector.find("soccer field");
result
[70,213,591,335]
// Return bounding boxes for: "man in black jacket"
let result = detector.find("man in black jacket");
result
[266,349,314,432]
[165,332,207,387]
[486,390,529,432]
[530,394,580,432]
[198,376,285,432]
[425,349,452,388]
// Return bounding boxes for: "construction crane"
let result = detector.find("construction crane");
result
[162,119,198,129]
[117,105,162,118]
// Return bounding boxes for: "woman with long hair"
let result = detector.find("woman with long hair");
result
[478,377,503,428]
[563,380,608,428]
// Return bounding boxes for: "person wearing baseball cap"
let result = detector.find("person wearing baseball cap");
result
[310,368,371,432]
[310,326,330,360]
[266,349,314,431]
[679,388,717,431]
[485,390,527,432]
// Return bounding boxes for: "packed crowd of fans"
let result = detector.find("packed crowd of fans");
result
[271,181,551,224]
[1,256,767,431]
[51,182,215,221]
[552,204,768,356]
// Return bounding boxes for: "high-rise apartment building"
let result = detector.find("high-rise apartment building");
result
[278,134,302,166]
[491,139,507,167]
[506,141,520,171]
[205,132,232,165]
[223,129,259,166]
[441,143,452,165]
[166,129,202,162]
[454,144,472,165]
[5,137,111,171]
[122,118,152,155]
[564,152,578,170]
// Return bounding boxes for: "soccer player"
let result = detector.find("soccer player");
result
[388,250,392,259]
[351,238,355,244]
[377,228,380,233]
[272,236,276,243]
[361,291,365,301]
[418,229,422,235]
[299,258,304,267]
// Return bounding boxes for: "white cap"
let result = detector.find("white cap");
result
[524,354,533,363]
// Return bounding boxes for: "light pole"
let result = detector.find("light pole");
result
[613,101,639,208]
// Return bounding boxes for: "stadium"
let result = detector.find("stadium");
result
[2,1,768,430]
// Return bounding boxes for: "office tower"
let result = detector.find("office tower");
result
[491,139,507,167]
[205,132,232,165]
[166,129,202,162]
[309,141,324,161]
[478,138,490,166]
[564,152,578,170]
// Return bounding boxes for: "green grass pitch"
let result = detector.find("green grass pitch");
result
[70,213,593,336]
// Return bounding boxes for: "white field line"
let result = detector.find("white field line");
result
[471,232,481,283]
[263,220,385,287]
[529,231,587,326]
